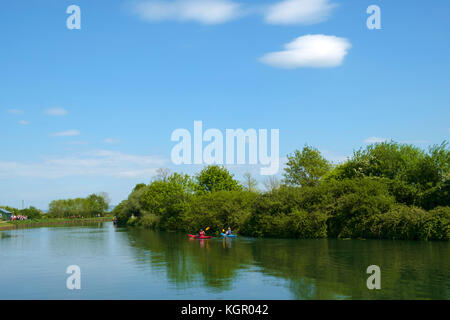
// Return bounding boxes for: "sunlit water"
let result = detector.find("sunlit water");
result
[0,222,448,299]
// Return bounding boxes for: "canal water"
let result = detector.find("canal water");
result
[0,222,448,299]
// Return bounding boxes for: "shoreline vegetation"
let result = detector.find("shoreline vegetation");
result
[0,193,112,231]
[0,217,112,231]
[1,141,449,240]
[111,141,449,241]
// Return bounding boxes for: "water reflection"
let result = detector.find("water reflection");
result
[125,229,449,299]
[0,223,448,299]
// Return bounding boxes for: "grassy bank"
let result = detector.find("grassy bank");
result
[0,216,113,231]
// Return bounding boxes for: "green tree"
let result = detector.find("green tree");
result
[19,206,43,219]
[284,145,331,187]
[195,165,242,193]
[330,141,450,208]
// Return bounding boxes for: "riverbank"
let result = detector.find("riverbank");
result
[0,217,112,231]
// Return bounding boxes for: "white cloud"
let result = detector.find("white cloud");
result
[132,0,241,24]
[104,138,121,144]
[364,137,388,144]
[18,120,30,125]
[265,0,337,25]
[260,34,351,69]
[45,108,68,116]
[51,130,80,137]
[6,109,24,115]
[0,150,167,179]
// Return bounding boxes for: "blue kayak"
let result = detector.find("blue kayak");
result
[221,233,237,238]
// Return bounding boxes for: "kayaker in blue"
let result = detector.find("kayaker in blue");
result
[226,227,232,235]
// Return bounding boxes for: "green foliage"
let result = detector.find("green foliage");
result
[0,206,43,219]
[419,179,450,210]
[19,206,43,220]
[111,141,449,241]
[48,193,109,218]
[243,186,328,238]
[114,172,193,229]
[330,141,450,208]
[195,165,242,193]
[138,213,161,229]
[185,190,257,234]
[284,145,331,187]
[319,178,396,238]
[367,205,450,241]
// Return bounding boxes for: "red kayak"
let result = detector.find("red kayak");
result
[188,234,213,239]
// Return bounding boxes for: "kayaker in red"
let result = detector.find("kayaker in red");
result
[198,229,205,237]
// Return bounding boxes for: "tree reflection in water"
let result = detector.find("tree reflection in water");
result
[125,229,449,299]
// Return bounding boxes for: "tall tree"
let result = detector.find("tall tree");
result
[284,145,331,187]
[195,165,242,193]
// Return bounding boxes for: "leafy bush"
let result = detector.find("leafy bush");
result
[110,141,449,241]
[184,190,257,234]
[139,213,161,229]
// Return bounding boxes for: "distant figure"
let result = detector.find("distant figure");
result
[226,227,232,235]
[198,229,205,237]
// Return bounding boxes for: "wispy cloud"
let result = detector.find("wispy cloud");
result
[18,120,30,125]
[260,34,351,69]
[364,137,388,144]
[5,108,24,115]
[0,150,167,179]
[104,138,121,144]
[50,130,80,137]
[265,0,337,25]
[45,107,68,116]
[132,0,242,24]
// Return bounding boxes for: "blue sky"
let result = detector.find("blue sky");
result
[1,0,449,209]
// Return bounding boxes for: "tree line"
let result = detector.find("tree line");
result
[48,193,110,218]
[0,206,43,220]
[111,141,447,240]
[2,193,111,220]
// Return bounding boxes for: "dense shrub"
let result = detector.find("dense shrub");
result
[319,178,396,238]
[184,191,257,234]
[111,142,449,241]
[242,186,328,238]
[367,205,450,240]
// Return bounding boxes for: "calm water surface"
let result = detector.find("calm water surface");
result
[0,222,448,299]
